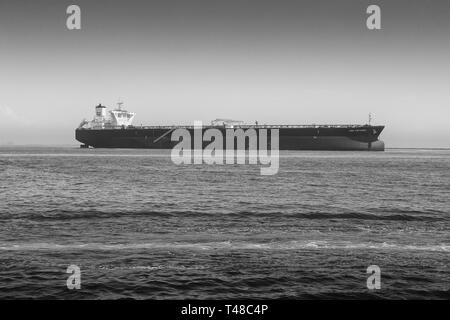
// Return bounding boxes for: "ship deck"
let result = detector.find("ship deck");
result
[78,124,378,130]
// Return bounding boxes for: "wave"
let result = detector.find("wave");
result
[0,208,445,222]
[1,241,448,252]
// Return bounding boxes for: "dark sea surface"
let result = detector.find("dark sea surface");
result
[0,147,448,299]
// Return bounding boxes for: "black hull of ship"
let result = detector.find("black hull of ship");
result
[75,126,385,151]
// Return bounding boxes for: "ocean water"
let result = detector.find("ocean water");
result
[0,147,448,299]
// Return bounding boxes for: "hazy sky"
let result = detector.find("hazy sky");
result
[1,0,449,147]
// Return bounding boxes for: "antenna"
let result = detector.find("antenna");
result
[117,98,124,110]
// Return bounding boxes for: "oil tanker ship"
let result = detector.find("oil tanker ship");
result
[75,103,385,151]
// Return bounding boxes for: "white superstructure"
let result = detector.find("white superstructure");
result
[78,102,136,129]
[210,118,245,128]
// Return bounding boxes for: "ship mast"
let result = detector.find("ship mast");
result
[117,97,124,111]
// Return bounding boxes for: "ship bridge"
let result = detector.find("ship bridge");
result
[78,102,135,129]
